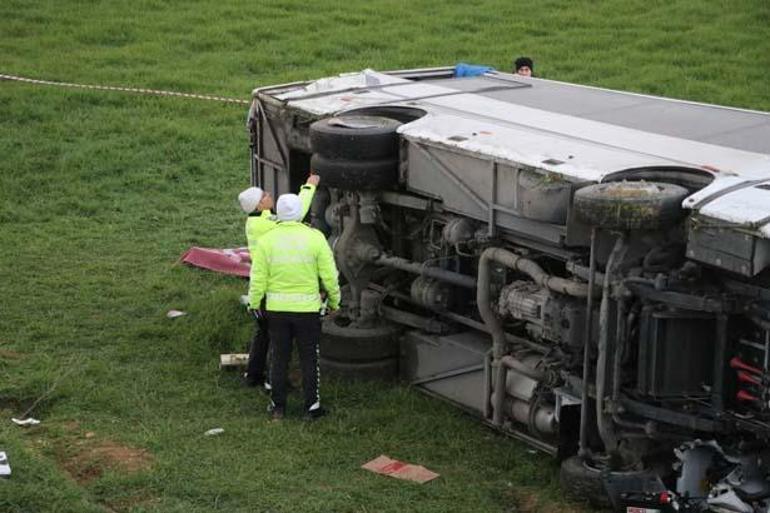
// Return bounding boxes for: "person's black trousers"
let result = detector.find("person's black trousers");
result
[267,311,321,412]
[245,307,270,386]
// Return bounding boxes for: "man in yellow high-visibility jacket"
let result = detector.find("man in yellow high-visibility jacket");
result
[238,174,319,390]
[249,193,341,421]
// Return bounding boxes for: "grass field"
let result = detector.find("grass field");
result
[1,1,769,512]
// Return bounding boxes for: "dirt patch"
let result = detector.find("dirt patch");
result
[87,441,153,473]
[59,438,153,485]
[0,349,23,359]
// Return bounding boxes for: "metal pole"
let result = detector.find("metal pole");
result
[483,349,492,420]
[578,228,597,457]
[596,234,625,453]
[477,249,508,427]
[375,255,477,289]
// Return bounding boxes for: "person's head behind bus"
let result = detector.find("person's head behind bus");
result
[514,56,533,77]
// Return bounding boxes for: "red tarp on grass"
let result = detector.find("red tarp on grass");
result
[179,247,251,278]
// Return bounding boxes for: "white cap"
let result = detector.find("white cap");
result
[276,193,302,221]
[238,187,264,213]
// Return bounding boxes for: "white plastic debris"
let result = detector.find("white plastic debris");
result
[0,452,10,478]
[166,309,187,319]
[239,295,250,306]
[11,417,40,427]
[204,428,224,436]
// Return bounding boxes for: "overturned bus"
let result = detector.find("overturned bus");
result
[247,66,770,511]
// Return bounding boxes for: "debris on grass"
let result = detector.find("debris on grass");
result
[0,451,11,478]
[204,428,225,436]
[220,353,249,370]
[11,417,41,427]
[166,309,187,319]
[361,455,439,484]
[179,246,251,277]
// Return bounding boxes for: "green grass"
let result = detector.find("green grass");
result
[1,1,768,512]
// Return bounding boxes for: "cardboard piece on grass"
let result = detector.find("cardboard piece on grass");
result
[166,309,187,319]
[11,417,41,427]
[361,455,439,484]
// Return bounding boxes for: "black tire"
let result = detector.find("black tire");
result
[573,181,689,230]
[340,106,427,124]
[310,153,399,191]
[321,318,400,362]
[310,115,401,161]
[320,356,398,381]
[559,456,612,508]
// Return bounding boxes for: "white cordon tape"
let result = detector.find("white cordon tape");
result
[0,73,250,105]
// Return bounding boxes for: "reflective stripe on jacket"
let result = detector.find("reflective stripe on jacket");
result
[249,221,341,313]
[244,184,315,255]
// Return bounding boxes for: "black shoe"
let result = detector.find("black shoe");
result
[304,406,328,422]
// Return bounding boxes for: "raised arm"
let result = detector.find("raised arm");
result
[298,173,320,219]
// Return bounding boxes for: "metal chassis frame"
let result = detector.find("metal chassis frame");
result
[411,142,569,244]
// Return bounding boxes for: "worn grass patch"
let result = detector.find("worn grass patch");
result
[62,440,152,482]
[52,423,154,486]
[1,0,768,512]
